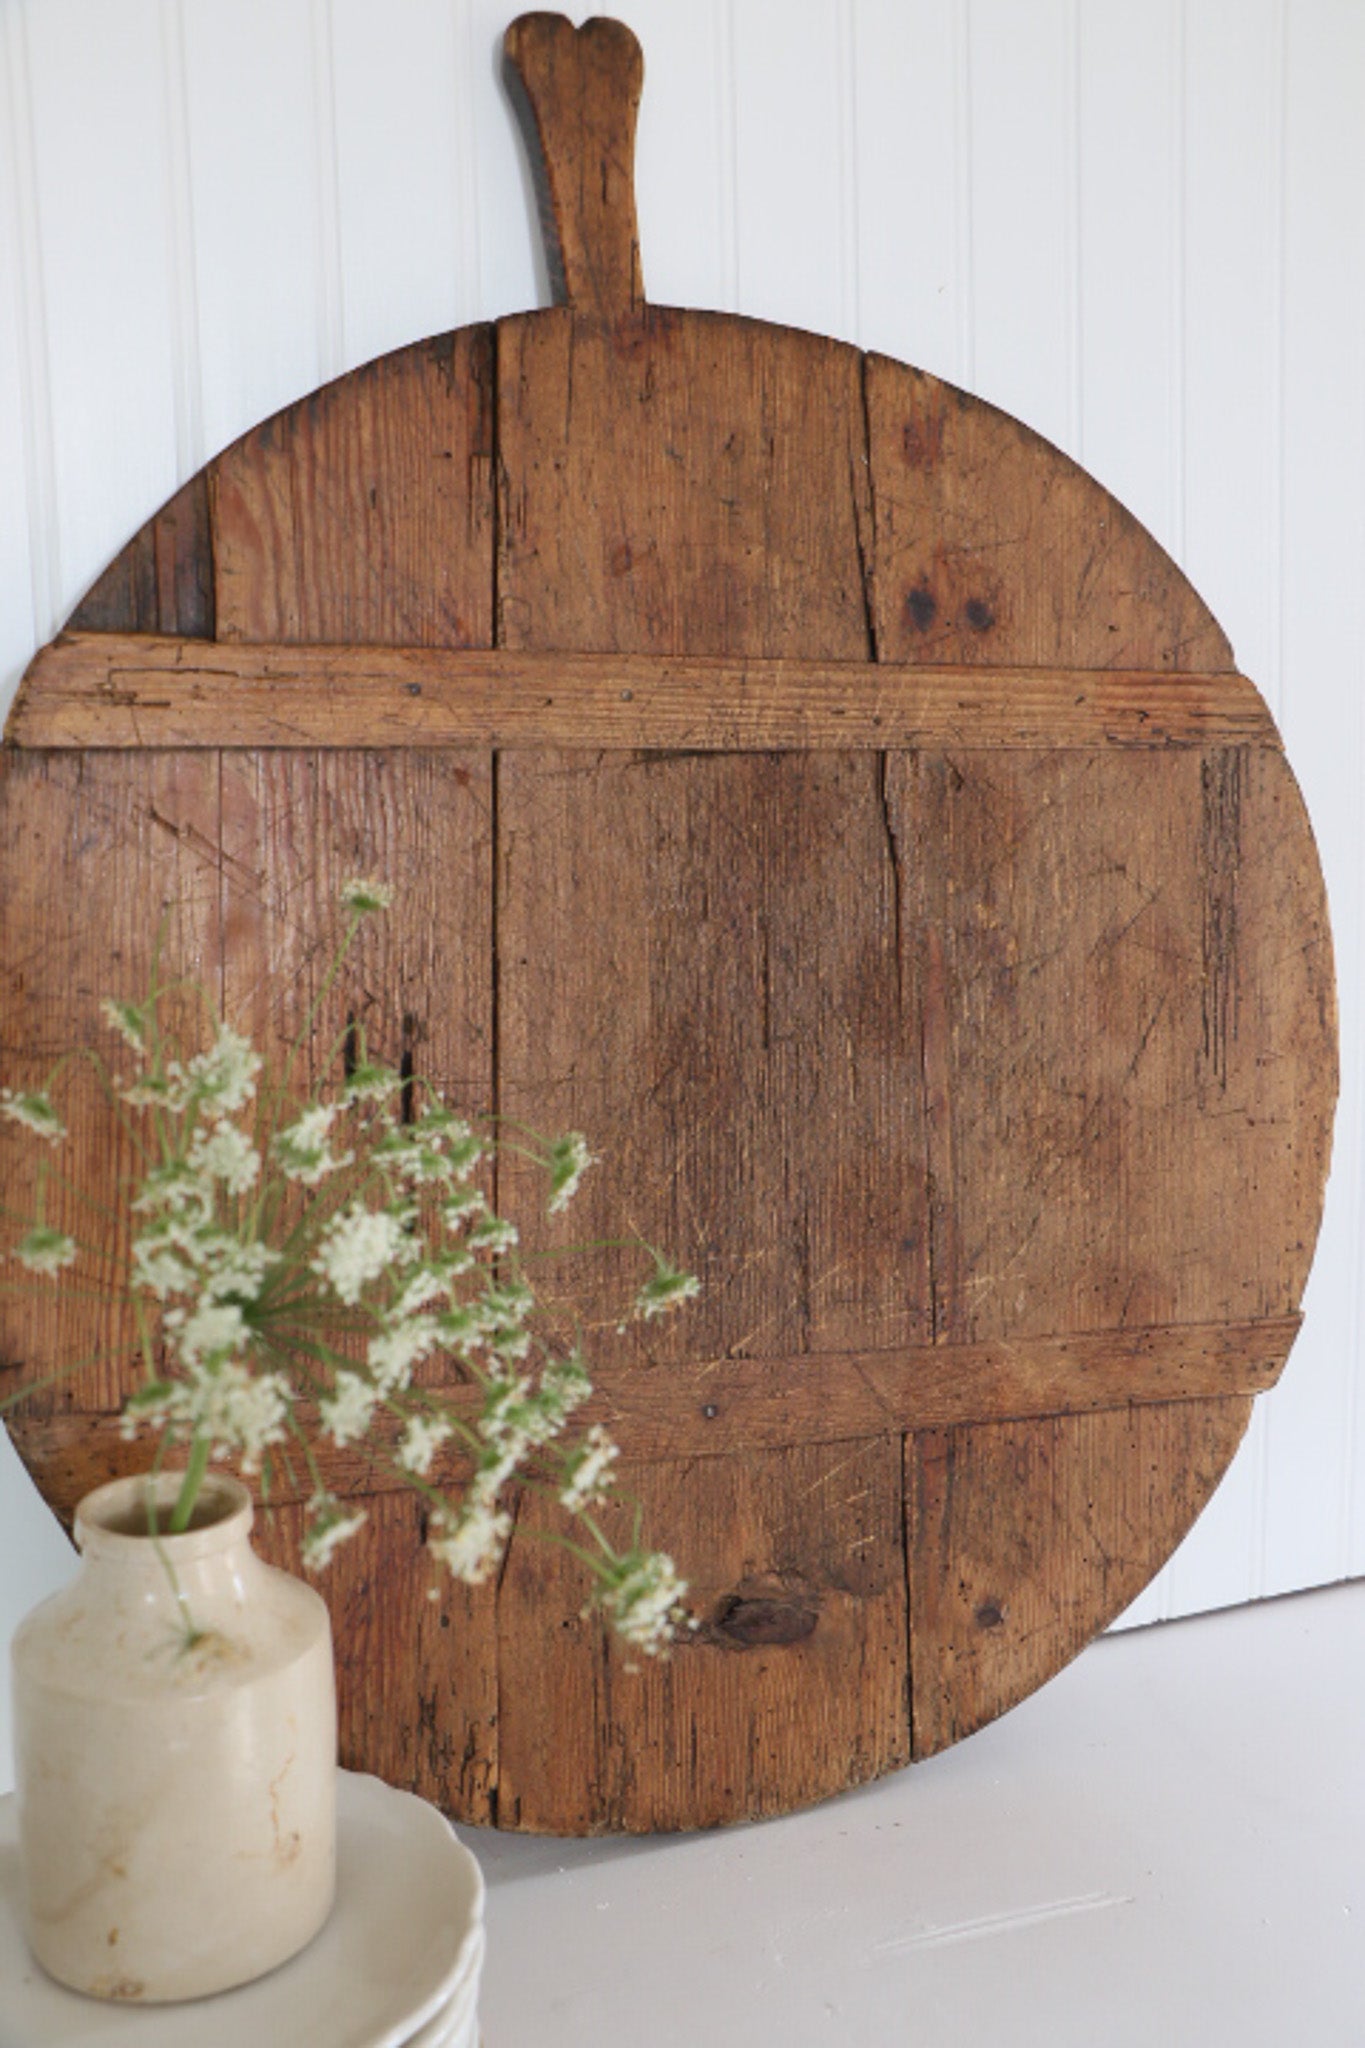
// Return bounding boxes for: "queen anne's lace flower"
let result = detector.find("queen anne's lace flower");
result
[124,1360,290,1474]
[198,1235,277,1305]
[0,880,702,1657]
[547,1131,596,1213]
[367,1315,440,1394]
[302,1493,368,1570]
[636,1256,702,1322]
[131,1231,198,1299]
[597,1552,691,1658]
[312,1205,411,1305]
[320,1370,378,1447]
[274,1102,353,1187]
[339,877,393,915]
[14,1224,77,1275]
[0,1089,65,1144]
[186,1025,261,1114]
[396,1412,454,1477]
[188,1119,260,1196]
[132,1160,215,1223]
[166,1299,250,1368]
[428,1500,513,1585]
[343,1061,403,1105]
[100,997,146,1051]
[559,1423,619,1511]
[468,1214,519,1258]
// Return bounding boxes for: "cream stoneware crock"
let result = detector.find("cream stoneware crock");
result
[10,1471,336,2002]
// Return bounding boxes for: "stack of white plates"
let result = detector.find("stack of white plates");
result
[0,1769,485,2046]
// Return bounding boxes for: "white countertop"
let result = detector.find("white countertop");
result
[466,1581,1365,2048]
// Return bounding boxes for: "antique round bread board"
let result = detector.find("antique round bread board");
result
[0,14,1337,1835]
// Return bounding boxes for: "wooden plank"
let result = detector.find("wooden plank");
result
[893,746,1336,1346]
[864,353,1234,672]
[208,322,501,1817]
[491,303,912,1831]
[496,1440,910,1832]
[7,634,1280,753]
[496,307,874,658]
[68,475,215,638]
[906,1399,1254,1757]
[210,330,495,647]
[0,750,222,1420]
[8,1313,1300,1522]
[264,1493,499,1826]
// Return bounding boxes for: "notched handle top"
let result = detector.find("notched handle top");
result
[504,12,645,316]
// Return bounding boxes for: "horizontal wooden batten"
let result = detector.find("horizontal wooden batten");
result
[6,633,1280,753]
[10,1315,1299,1514]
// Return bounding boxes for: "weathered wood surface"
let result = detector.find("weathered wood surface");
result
[9,635,1281,753]
[13,1314,1300,1523]
[504,12,645,316]
[0,11,1338,1832]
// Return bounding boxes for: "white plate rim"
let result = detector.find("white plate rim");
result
[0,1767,485,2048]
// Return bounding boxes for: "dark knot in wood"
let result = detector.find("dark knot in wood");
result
[712,1592,820,1648]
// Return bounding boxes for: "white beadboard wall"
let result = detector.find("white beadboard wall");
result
[1,0,1363,1693]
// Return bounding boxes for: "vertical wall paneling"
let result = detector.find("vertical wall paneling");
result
[0,12,77,1751]
[730,0,854,340]
[159,0,206,481]
[1075,1,1182,572]
[309,0,346,381]
[612,0,734,314]
[467,0,541,318]
[963,0,1076,454]
[0,4,45,691]
[852,0,960,377]
[951,0,976,390]
[0,5,1363,1733]
[329,0,464,372]
[19,0,178,626]
[180,0,330,458]
[1268,0,1365,1595]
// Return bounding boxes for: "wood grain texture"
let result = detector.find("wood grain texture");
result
[496,1439,909,1833]
[493,299,910,1827]
[503,13,645,315]
[68,475,215,638]
[894,745,1335,1344]
[0,750,223,1416]
[10,1314,1299,1521]
[864,354,1233,672]
[8,636,1280,753]
[203,299,502,1806]
[266,1492,499,1823]
[906,1400,1254,1757]
[497,306,873,658]
[211,330,494,647]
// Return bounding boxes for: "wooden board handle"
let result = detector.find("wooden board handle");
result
[504,12,645,314]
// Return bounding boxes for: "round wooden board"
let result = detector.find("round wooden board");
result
[0,15,1336,1833]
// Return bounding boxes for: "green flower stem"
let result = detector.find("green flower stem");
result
[168,1430,211,1534]
[144,1427,171,1539]
[282,1404,327,1501]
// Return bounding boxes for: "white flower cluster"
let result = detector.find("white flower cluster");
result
[0,1089,65,1144]
[301,1492,369,1571]
[122,1359,291,1475]
[596,1551,694,1659]
[1,879,702,1656]
[274,1102,353,1186]
[559,1422,619,1511]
